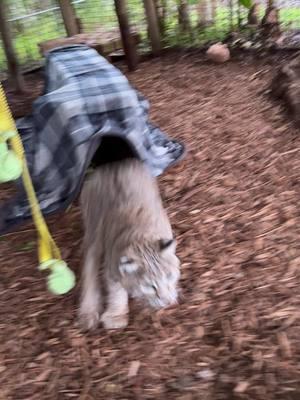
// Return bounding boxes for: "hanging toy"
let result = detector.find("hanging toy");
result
[0,131,22,184]
[0,84,75,295]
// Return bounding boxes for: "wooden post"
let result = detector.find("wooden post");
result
[143,0,161,56]
[114,0,138,71]
[0,0,25,92]
[58,0,79,37]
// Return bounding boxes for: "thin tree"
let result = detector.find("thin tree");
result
[154,0,168,36]
[57,0,79,36]
[114,0,138,71]
[143,0,162,56]
[178,0,192,33]
[197,0,217,28]
[0,0,25,92]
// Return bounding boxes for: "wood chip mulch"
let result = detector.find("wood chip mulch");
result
[1,53,300,400]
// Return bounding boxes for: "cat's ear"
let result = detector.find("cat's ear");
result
[158,239,176,253]
[119,256,139,275]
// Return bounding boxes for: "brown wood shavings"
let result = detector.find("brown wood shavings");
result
[1,53,300,399]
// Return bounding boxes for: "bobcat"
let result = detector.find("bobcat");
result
[79,159,180,330]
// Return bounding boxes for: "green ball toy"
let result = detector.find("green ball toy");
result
[0,141,23,183]
[39,259,76,295]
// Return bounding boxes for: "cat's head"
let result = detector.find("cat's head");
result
[117,239,180,309]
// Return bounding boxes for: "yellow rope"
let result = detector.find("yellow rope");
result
[0,83,60,264]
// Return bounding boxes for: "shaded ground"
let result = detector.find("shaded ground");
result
[1,53,300,400]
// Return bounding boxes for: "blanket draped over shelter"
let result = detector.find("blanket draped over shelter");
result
[0,45,184,234]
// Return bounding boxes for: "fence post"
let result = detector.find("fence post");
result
[0,0,25,92]
[114,0,138,71]
[143,0,161,56]
[58,0,79,37]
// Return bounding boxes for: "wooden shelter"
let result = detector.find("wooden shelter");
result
[0,0,162,87]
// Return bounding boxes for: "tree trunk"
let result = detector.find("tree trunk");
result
[58,0,79,37]
[143,0,162,56]
[198,0,217,28]
[247,3,260,26]
[154,0,167,36]
[229,0,234,31]
[237,1,241,29]
[178,0,192,33]
[0,0,25,92]
[114,0,138,71]
[261,5,281,39]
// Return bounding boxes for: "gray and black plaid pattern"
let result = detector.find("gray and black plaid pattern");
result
[0,45,184,234]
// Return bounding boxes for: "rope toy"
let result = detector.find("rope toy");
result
[0,84,75,295]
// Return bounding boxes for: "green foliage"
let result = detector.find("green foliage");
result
[238,0,253,9]
[1,0,300,74]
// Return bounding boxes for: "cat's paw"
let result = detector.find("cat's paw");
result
[100,311,128,330]
[78,309,100,331]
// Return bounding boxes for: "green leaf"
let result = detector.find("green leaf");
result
[239,0,253,9]
[17,241,35,252]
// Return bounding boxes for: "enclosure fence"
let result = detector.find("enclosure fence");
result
[1,0,300,79]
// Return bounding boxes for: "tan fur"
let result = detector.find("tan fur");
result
[79,159,180,330]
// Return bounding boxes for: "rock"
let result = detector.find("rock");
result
[206,43,230,63]
[271,55,300,126]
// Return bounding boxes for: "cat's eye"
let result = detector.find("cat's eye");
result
[142,284,157,295]
[120,256,134,265]
[119,257,138,275]
[151,285,159,296]
[159,239,175,251]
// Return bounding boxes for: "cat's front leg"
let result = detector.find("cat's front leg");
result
[101,278,129,329]
[78,246,102,330]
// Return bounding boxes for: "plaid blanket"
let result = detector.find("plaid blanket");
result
[0,45,184,234]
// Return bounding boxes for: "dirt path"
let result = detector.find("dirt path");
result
[1,54,300,400]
